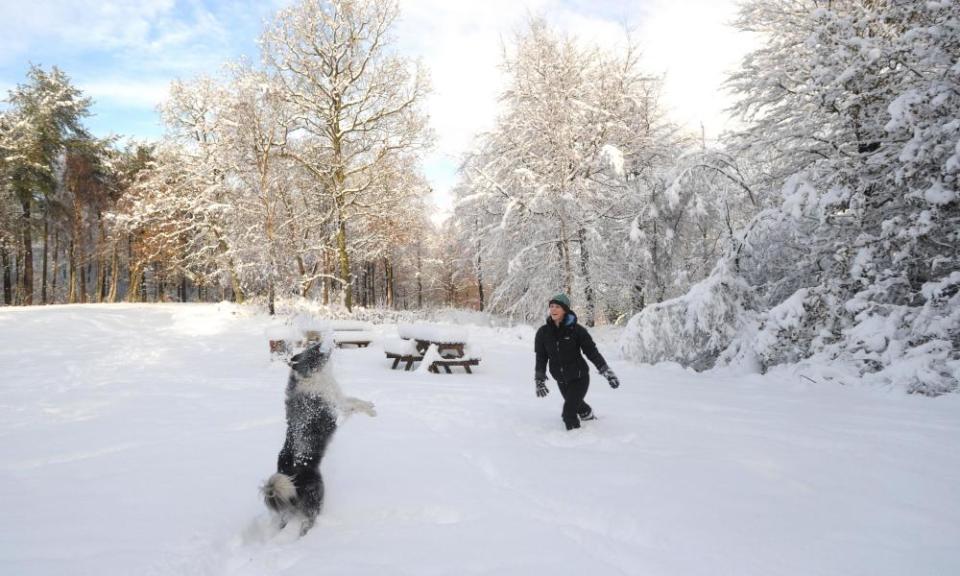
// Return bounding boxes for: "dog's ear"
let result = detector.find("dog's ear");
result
[286,350,303,368]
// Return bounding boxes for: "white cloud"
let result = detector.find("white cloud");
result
[80,78,172,109]
[0,0,176,55]
[0,0,237,73]
[396,1,545,154]
[636,0,755,139]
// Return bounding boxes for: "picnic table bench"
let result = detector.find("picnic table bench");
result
[428,358,480,374]
[385,351,425,370]
[384,337,423,370]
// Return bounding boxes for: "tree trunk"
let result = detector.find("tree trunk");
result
[558,218,573,295]
[297,256,309,297]
[556,240,569,294]
[127,264,143,302]
[15,241,24,304]
[359,262,368,308]
[107,242,119,303]
[50,230,60,303]
[155,262,163,302]
[80,259,88,304]
[562,242,573,296]
[368,261,376,307]
[367,261,373,307]
[1,246,12,305]
[268,283,275,315]
[384,256,394,309]
[99,261,108,303]
[228,261,243,303]
[68,239,78,304]
[475,238,484,312]
[577,228,595,327]
[211,229,243,303]
[41,219,49,304]
[322,252,330,306]
[416,242,423,309]
[21,200,33,305]
[632,282,645,315]
[335,220,352,311]
[96,219,107,303]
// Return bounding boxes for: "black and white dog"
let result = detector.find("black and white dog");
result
[261,341,376,535]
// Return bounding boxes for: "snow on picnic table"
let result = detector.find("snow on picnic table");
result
[0,304,958,576]
[398,322,469,343]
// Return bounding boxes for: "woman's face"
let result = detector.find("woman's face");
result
[548,303,566,323]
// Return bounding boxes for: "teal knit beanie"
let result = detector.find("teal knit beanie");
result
[548,293,571,312]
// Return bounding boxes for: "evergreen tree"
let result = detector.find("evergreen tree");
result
[2,65,91,304]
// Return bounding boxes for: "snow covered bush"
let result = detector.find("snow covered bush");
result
[621,261,757,371]
[622,0,960,395]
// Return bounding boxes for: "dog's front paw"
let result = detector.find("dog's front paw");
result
[360,401,377,417]
[342,397,377,417]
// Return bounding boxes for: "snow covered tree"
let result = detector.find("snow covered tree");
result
[454,18,690,323]
[623,0,960,394]
[346,153,431,308]
[261,0,431,311]
[1,65,92,305]
[216,63,302,314]
[0,111,19,304]
[153,74,244,301]
[62,137,116,304]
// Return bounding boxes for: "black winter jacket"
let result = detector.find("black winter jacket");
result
[534,310,608,383]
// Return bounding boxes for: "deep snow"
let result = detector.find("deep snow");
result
[0,303,958,575]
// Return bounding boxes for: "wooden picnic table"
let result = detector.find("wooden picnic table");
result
[393,324,479,374]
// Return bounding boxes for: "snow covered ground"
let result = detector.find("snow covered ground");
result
[1,303,958,576]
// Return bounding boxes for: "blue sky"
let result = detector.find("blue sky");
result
[0,0,275,139]
[0,0,753,219]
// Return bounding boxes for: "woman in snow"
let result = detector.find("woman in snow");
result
[534,293,620,430]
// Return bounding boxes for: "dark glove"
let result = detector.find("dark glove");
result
[601,367,620,389]
[535,376,549,398]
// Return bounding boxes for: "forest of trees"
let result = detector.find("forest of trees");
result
[2,0,957,392]
[1,0,440,314]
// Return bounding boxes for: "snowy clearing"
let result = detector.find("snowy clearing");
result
[1,304,958,575]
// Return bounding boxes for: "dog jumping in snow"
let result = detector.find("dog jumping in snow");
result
[261,341,376,536]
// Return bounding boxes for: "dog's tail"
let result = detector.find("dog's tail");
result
[261,473,298,513]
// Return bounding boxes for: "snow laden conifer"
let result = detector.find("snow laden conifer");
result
[1,65,92,305]
[622,0,960,394]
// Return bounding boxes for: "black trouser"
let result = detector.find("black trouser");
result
[558,375,591,430]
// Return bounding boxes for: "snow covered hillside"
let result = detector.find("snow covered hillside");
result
[1,304,958,575]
